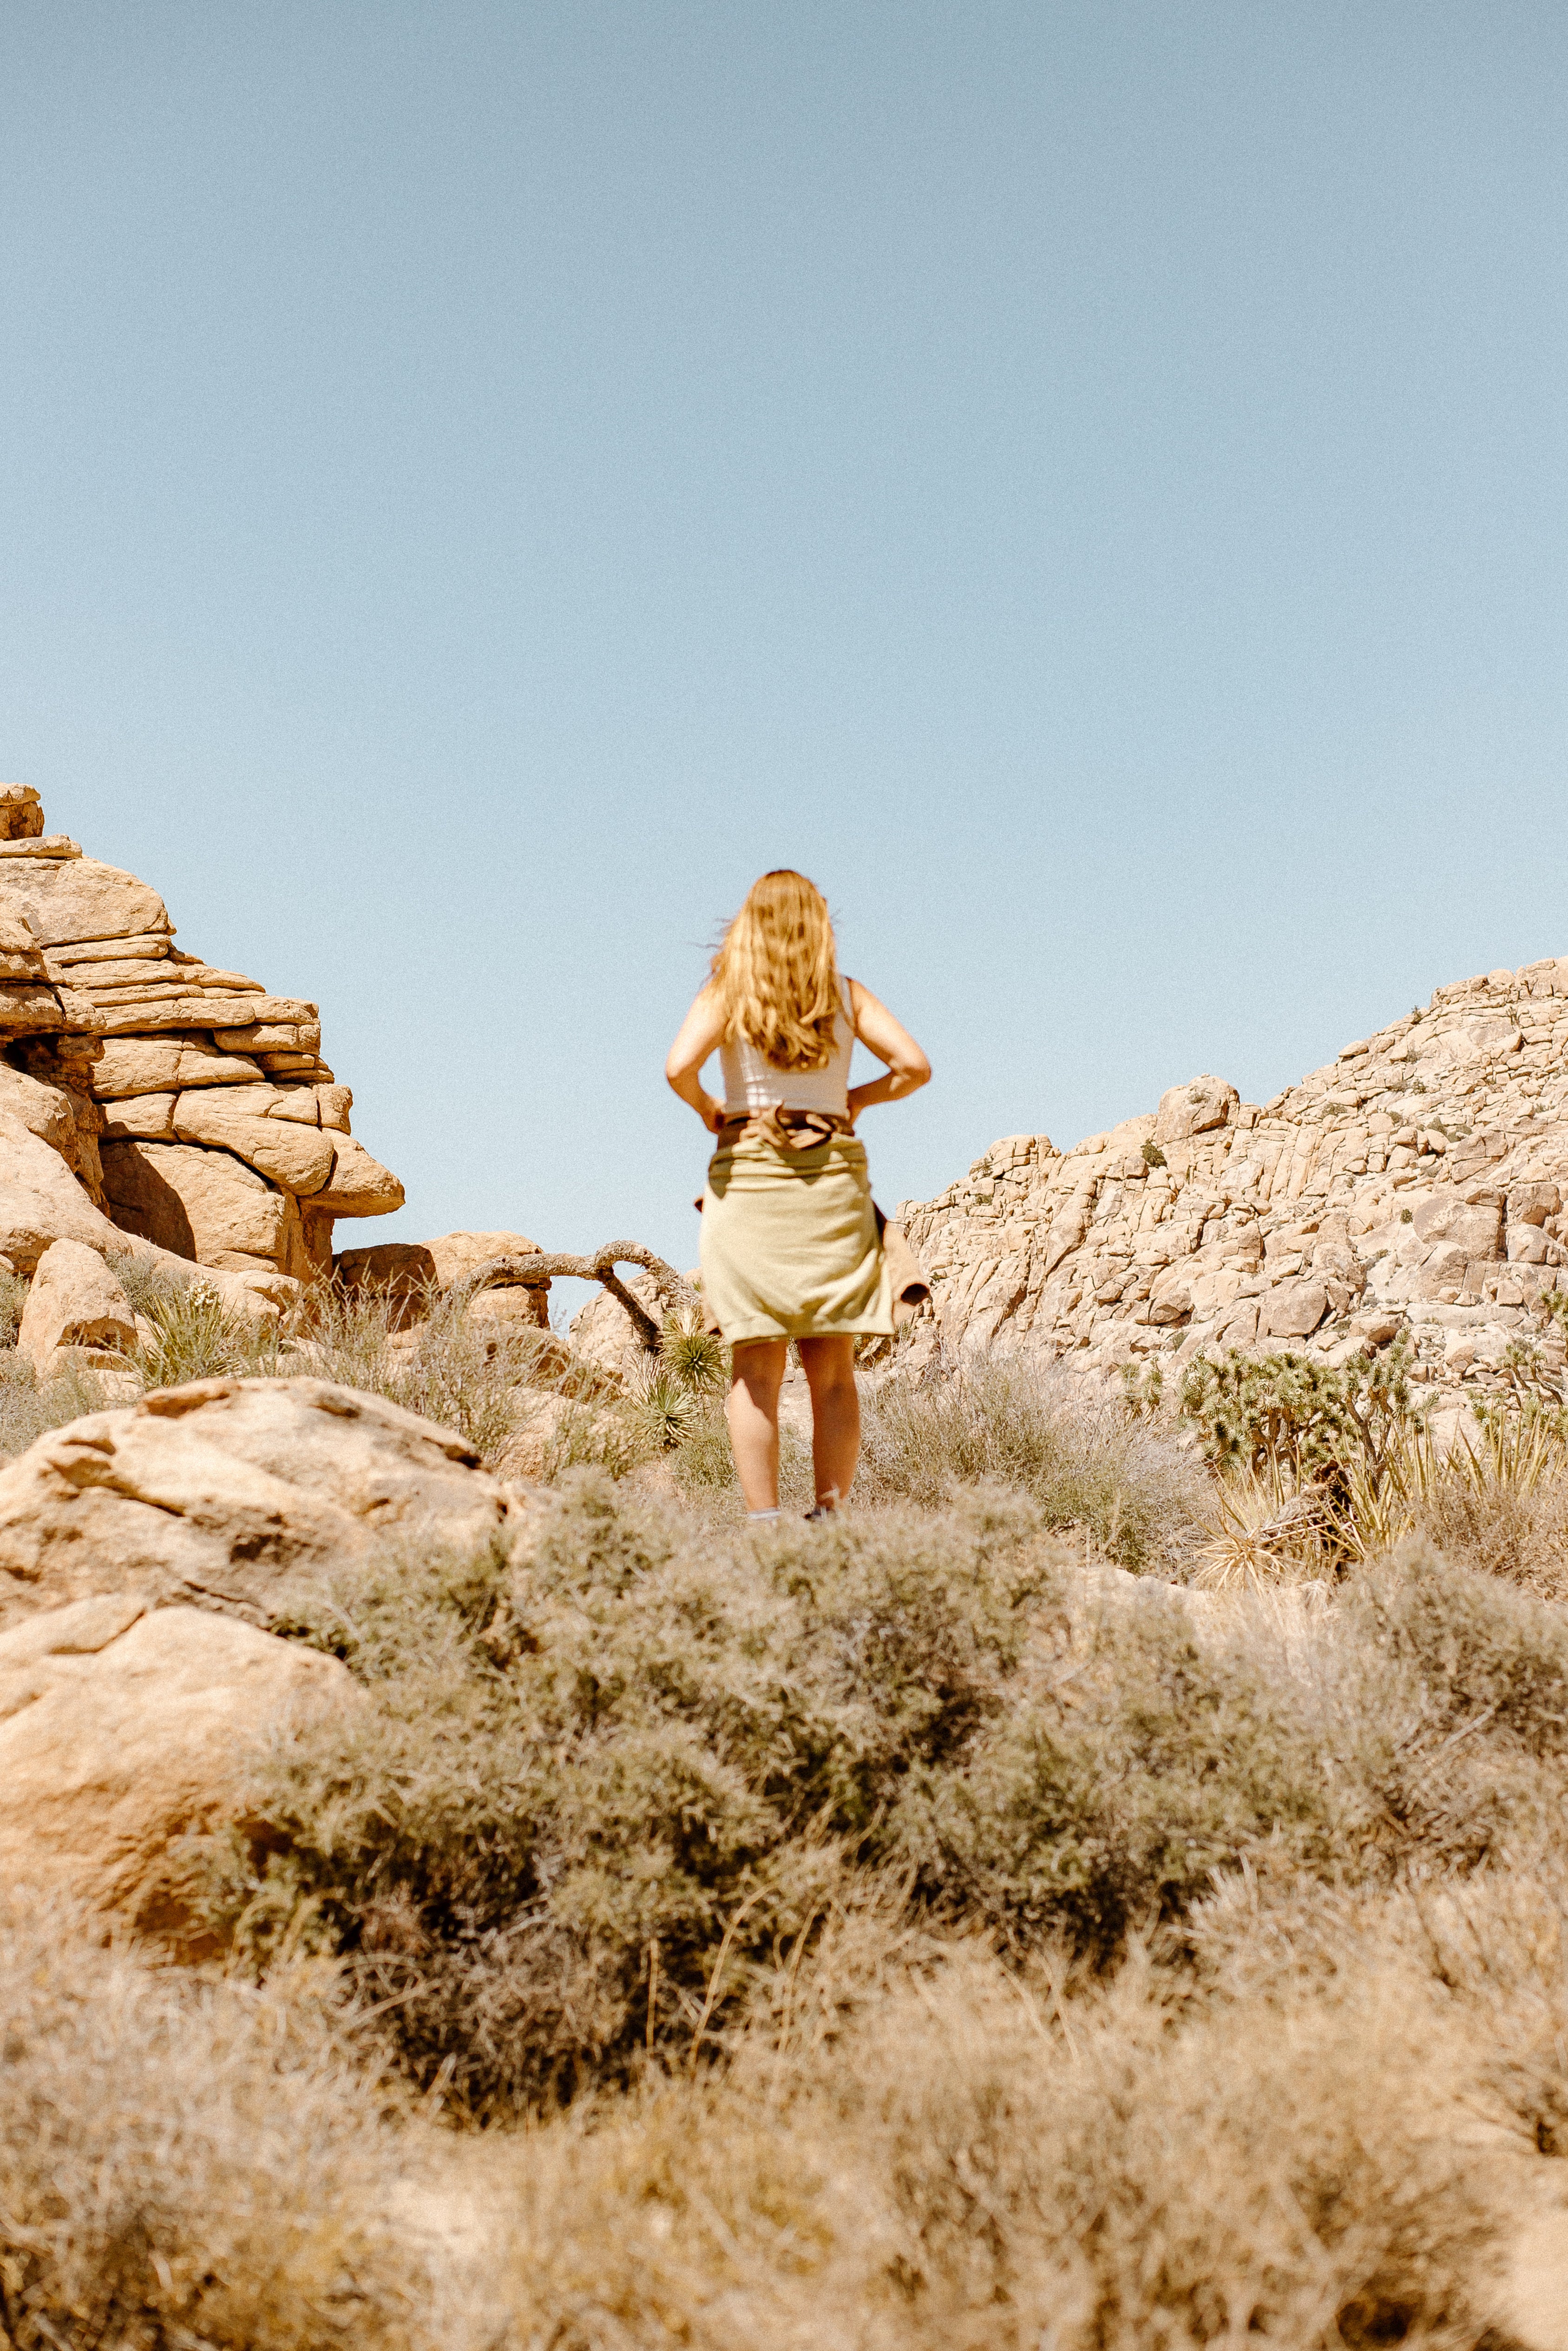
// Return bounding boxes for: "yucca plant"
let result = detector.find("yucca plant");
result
[1193,1463,1339,1589]
[134,1278,282,1389]
[628,1361,704,1452]
[658,1307,728,1397]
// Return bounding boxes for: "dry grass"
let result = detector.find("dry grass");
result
[0,1892,440,2351]
[855,1359,1208,1573]
[455,1869,1568,2349]
[0,1351,119,1460]
[17,1869,1568,2351]
[0,1263,638,1469]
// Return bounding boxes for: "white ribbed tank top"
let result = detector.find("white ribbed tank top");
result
[720,978,855,1115]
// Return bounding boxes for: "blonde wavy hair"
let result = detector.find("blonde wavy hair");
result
[711,869,841,1072]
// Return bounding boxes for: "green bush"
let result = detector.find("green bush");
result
[1180,1341,1422,1491]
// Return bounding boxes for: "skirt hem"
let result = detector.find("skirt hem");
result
[723,1313,896,1345]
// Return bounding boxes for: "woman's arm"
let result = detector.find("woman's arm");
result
[846,979,932,1116]
[664,984,730,1131]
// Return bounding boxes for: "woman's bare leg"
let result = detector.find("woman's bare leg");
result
[799,1336,859,1510]
[727,1340,787,1510]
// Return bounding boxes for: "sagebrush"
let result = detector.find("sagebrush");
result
[190,1471,1568,2116]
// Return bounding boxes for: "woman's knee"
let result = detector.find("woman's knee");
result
[800,1337,857,1399]
[730,1340,787,1405]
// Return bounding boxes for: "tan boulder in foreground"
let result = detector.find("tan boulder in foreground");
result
[0,1375,513,1633]
[0,1596,352,1937]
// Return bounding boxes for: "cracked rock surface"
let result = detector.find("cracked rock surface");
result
[899,955,1568,1399]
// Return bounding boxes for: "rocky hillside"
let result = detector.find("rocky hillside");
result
[898,956,1568,1398]
[0,785,401,1288]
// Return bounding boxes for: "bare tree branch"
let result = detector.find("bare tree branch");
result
[459,1244,695,1354]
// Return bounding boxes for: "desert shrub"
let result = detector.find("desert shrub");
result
[626,1312,731,1470]
[132,1271,283,1388]
[658,1307,728,1397]
[1412,1411,1568,1597]
[1191,1467,1345,1589]
[856,1359,1205,1571]
[625,1359,703,1452]
[907,1539,1568,1948]
[668,1395,740,1489]
[538,1394,651,1479]
[0,1261,26,1347]
[0,1350,116,1459]
[1345,1535,1568,1761]
[110,1250,193,1316]
[196,1480,1568,2111]
[0,1894,435,2351]
[891,1578,1375,1946]
[388,1294,524,1460]
[299,1284,541,1463]
[197,1483,1065,2108]
[485,1911,1515,2350]
[1180,1340,1422,1492]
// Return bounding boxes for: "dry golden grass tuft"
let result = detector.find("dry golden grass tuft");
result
[0,1892,444,2351]
[854,1356,1209,1573]
[453,1872,1568,2349]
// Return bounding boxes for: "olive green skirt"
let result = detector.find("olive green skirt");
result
[699,1134,894,1345]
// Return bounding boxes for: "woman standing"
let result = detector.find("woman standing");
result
[665,870,931,1522]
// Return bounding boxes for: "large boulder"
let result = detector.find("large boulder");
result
[337,1230,550,1334]
[0,1110,283,1320]
[0,1110,122,1261]
[0,853,170,948]
[171,1090,337,1193]
[17,1238,136,1379]
[307,1136,404,1218]
[101,1137,300,1272]
[569,1269,665,1386]
[1153,1074,1240,1148]
[0,1376,513,1633]
[0,1596,351,1937]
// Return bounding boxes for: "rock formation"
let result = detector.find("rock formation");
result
[0,783,402,1290]
[16,1238,137,1385]
[899,957,1568,1397]
[0,1376,513,1634]
[337,1231,555,1336]
[0,1596,352,1939]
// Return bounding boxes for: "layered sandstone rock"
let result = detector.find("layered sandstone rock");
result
[899,957,1568,1396]
[0,787,402,1287]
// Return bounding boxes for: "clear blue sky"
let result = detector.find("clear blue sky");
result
[3,4,1565,1279]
